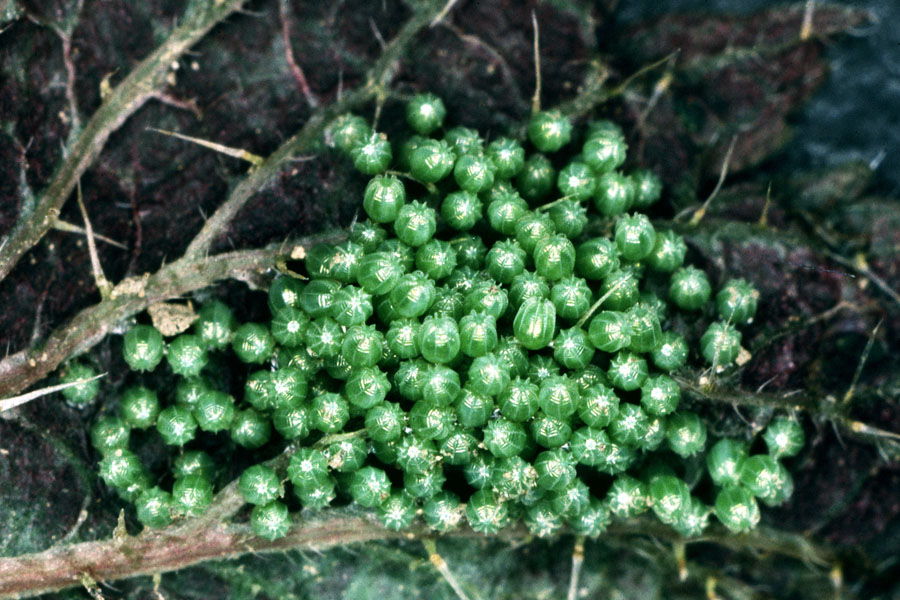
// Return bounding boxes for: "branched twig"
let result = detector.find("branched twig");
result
[0,231,345,399]
[183,0,445,260]
[0,0,250,284]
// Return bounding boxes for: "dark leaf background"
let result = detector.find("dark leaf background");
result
[1,0,899,598]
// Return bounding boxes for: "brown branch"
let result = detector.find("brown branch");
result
[0,506,838,599]
[183,0,446,260]
[0,0,250,284]
[0,230,345,399]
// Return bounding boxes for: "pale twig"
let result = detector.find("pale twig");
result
[801,0,816,40]
[53,220,127,249]
[430,0,461,28]
[423,539,478,600]
[823,250,900,311]
[278,0,319,108]
[677,136,738,224]
[146,128,264,166]
[531,10,541,114]
[575,275,630,328]
[566,536,585,600]
[0,373,105,412]
[842,318,882,406]
[149,91,203,119]
[75,181,112,298]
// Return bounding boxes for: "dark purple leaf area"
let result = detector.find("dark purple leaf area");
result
[1,0,898,596]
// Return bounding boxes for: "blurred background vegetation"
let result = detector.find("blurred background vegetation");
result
[1,0,898,598]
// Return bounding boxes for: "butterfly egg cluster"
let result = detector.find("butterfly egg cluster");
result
[79,93,800,541]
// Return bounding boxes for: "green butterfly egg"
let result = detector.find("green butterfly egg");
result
[156,405,198,446]
[193,390,236,433]
[624,304,662,353]
[530,412,572,448]
[194,300,237,349]
[740,455,792,506]
[630,168,663,209]
[547,198,588,238]
[646,229,687,272]
[268,276,305,314]
[311,392,350,433]
[135,487,174,529]
[608,403,649,446]
[239,464,281,506]
[231,408,272,449]
[556,161,595,201]
[377,492,417,531]
[762,416,805,459]
[581,133,626,173]
[575,238,620,280]
[232,323,275,364]
[423,491,464,532]
[91,416,130,454]
[509,271,550,310]
[589,311,631,353]
[416,239,457,281]
[649,475,691,525]
[349,466,391,508]
[483,417,527,458]
[600,269,640,311]
[454,234,487,269]
[409,399,454,440]
[345,366,390,409]
[569,426,610,467]
[578,384,620,428]
[714,486,760,533]
[467,353,511,397]
[123,324,164,372]
[485,239,526,284]
[365,402,405,442]
[294,473,336,509]
[395,200,437,247]
[533,234,576,281]
[486,137,525,178]
[527,354,560,382]
[538,375,579,420]
[444,126,483,157]
[299,279,340,318]
[593,172,634,217]
[410,139,455,183]
[341,324,384,368]
[172,474,213,517]
[716,278,760,326]
[516,153,555,201]
[490,455,537,500]
[120,385,160,430]
[363,175,406,224]
[533,448,576,492]
[700,322,742,366]
[329,285,372,327]
[666,412,707,457]
[324,437,367,472]
[514,211,556,255]
[528,110,572,153]
[251,501,291,541]
[287,448,329,488]
[394,359,428,402]
[651,331,689,372]
[458,311,498,357]
[669,266,712,311]
[551,276,592,322]
[99,448,145,489]
[454,153,495,193]
[570,498,611,538]
[395,435,439,474]
[385,318,421,360]
[273,403,311,440]
[440,429,477,465]
[348,219,387,252]
[495,336,530,379]
[614,213,656,262]
[391,271,436,318]
[466,489,509,534]
[455,386,494,427]
[417,315,460,364]
[406,93,446,135]
[513,297,556,350]
[552,327,594,370]
[487,192,529,236]
[640,374,681,416]
[441,190,482,231]
[166,333,208,377]
[329,113,371,153]
[350,132,392,175]
[707,438,748,487]
[463,280,508,320]
[606,475,650,519]
[404,465,446,499]
[60,362,100,406]
[421,364,461,405]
